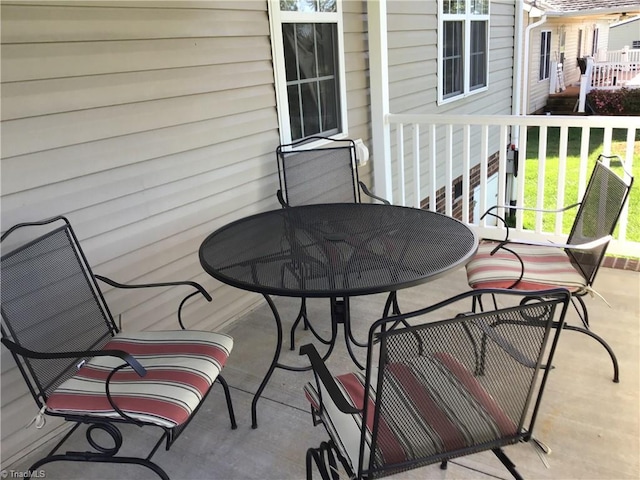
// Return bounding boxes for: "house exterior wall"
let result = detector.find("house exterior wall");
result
[525,17,610,114]
[608,18,640,50]
[0,0,372,464]
[385,0,516,206]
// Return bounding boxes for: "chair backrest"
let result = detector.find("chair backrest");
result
[276,136,361,206]
[566,157,633,285]
[358,289,570,478]
[1,217,117,407]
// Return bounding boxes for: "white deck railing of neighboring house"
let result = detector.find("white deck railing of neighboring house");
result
[578,52,640,111]
[382,113,640,257]
[598,47,640,64]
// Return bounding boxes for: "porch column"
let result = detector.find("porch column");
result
[367,0,393,203]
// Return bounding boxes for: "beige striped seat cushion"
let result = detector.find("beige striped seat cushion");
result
[47,330,233,429]
[304,352,517,472]
[466,241,587,292]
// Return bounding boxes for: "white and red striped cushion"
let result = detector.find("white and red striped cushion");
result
[304,353,517,472]
[47,330,233,429]
[466,241,587,292]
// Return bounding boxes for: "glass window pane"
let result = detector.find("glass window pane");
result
[319,0,336,12]
[280,0,317,12]
[288,85,303,140]
[283,24,298,82]
[300,82,320,136]
[316,24,336,77]
[296,24,317,80]
[319,79,338,131]
[470,21,486,88]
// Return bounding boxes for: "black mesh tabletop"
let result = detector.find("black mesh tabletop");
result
[199,204,478,298]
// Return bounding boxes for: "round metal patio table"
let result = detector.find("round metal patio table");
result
[199,203,478,427]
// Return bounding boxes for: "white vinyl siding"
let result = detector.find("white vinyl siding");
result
[0,0,373,465]
[386,0,515,206]
[0,0,278,464]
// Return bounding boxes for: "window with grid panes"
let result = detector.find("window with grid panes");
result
[270,0,346,142]
[539,31,552,80]
[439,0,489,103]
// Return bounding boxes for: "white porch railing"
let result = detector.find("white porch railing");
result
[599,47,640,64]
[382,113,639,257]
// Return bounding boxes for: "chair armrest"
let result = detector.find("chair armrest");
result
[95,275,212,330]
[94,275,212,301]
[358,181,391,205]
[1,337,147,377]
[469,318,538,368]
[503,235,612,251]
[481,203,580,218]
[482,202,580,245]
[277,189,289,208]
[299,343,361,414]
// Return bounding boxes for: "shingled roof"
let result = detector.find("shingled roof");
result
[526,0,640,14]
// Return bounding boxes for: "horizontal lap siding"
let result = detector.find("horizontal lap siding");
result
[0,0,279,463]
[386,0,515,206]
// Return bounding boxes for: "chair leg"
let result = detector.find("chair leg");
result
[306,442,340,480]
[217,374,238,429]
[492,448,524,480]
[29,422,172,480]
[562,324,620,382]
[566,294,619,383]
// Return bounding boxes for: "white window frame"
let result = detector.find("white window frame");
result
[438,1,490,105]
[539,30,552,81]
[268,0,348,144]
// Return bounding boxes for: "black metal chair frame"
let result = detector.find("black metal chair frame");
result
[276,136,394,352]
[300,288,571,480]
[1,216,237,480]
[472,155,633,382]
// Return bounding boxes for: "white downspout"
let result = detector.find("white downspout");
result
[513,0,525,118]
[521,14,548,116]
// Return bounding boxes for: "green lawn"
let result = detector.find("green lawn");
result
[522,127,639,243]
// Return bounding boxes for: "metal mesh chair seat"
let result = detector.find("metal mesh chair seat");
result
[300,289,571,480]
[47,330,233,428]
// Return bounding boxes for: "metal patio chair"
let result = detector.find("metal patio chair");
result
[1,216,237,480]
[300,288,571,480]
[465,155,633,382]
[276,136,391,351]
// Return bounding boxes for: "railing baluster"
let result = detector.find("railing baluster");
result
[462,125,471,224]
[556,126,569,235]
[396,124,405,206]
[427,124,436,211]
[480,126,489,226]
[536,126,548,233]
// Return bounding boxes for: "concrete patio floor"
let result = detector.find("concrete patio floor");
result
[7,266,639,480]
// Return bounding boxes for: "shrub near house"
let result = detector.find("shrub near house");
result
[587,88,640,115]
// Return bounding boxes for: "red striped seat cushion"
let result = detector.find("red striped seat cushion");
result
[47,330,233,429]
[466,240,587,292]
[304,352,517,472]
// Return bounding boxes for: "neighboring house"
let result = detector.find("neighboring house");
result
[608,15,640,50]
[0,0,634,466]
[521,0,640,114]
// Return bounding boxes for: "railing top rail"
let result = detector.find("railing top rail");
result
[387,113,640,129]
